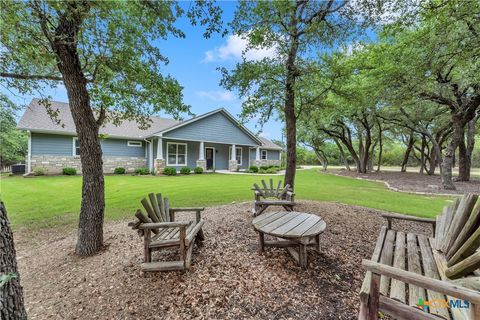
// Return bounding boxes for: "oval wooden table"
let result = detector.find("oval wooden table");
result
[252,211,327,269]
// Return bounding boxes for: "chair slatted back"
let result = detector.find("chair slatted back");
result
[435,194,480,279]
[253,179,291,199]
[141,193,170,222]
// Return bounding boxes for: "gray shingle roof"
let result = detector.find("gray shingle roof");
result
[17,99,181,139]
[258,137,283,150]
[18,99,283,149]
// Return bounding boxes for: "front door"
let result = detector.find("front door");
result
[205,147,214,170]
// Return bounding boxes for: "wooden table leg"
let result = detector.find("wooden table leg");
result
[298,243,308,269]
[258,232,265,252]
[315,234,321,252]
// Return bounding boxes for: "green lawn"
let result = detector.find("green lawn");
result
[0,169,452,230]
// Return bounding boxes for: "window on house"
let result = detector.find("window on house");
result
[167,142,187,166]
[261,150,268,160]
[229,147,242,165]
[73,138,80,156]
[128,141,142,147]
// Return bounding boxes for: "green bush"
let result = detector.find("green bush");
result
[180,166,191,175]
[33,168,45,176]
[114,167,126,174]
[62,167,77,175]
[194,167,203,174]
[163,167,177,176]
[258,167,279,174]
[135,167,150,175]
[248,165,259,173]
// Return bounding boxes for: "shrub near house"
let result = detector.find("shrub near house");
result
[62,167,77,175]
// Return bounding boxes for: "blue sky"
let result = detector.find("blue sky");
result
[4,1,285,142]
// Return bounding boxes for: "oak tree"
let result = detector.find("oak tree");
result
[0,0,222,255]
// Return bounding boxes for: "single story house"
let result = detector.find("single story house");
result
[18,99,283,174]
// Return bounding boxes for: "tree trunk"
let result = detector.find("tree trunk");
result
[334,138,350,171]
[357,130,367,173]
[419,136,425,174]
[0,202,27,320]
[315,149,328,171]
[283,22,299,189]
[376,125,383,172]
[401,134,414,172]
[441,121,463,190]
[53,4,105,255]
[426,143,437,175]
[457,116,477,181]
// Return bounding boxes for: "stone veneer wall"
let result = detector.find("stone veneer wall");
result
[31,155,146,174]
[154,159,165,175]
[228,160,238,171]
[249,159,281,167]
[196,159,206,171]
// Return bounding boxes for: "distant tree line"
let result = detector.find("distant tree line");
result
[294,138,480,169]
[0,96,27,167]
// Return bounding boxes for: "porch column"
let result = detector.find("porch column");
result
[199,141,205,160]
[154,137,165,174]
[231,144,236,160]
[27,130,31,174]
[149,140,154,172]
[229,144,238,171]
[255,147,260,160]
[196,141,207,171]
[156,137,163,159]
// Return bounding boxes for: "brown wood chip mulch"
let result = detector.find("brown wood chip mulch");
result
[334,170,480,195]
[15,201,431,320]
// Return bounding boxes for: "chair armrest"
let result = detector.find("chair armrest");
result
[138,221,190,229]
[382,213,436,232]
[169,207,205,212]
[254,190,262,200]
[362,259,480,304]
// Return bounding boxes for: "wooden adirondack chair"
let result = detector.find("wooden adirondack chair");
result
[129,193,205,272]
[252,179,296,216]
[359,193,480,320]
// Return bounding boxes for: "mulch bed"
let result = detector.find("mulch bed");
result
[15,201,431,319]
[334,170,480,195]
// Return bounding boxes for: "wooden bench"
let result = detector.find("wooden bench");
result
[359,193,480,320]
[129,193,205,272]
[252,179,296,216]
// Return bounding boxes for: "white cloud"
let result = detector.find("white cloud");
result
[202,34,276,63]
[343,42,364,56]
[196,90,235,102]
[259,132,271,139]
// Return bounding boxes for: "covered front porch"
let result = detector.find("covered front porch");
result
[146,137,270,173]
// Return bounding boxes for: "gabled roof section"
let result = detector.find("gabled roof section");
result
[152,108,264,145]
[17,99,181,139]
[258,137,283,150]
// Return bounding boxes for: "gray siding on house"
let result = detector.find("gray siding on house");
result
[163,112,258,146]
[31,133,73,156]
[101,139,145,157]
[266,150,280,160]
[249,149,280,161]
[31,132,146,158]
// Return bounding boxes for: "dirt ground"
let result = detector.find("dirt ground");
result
[15,201,431,320]
[334,170,480,195]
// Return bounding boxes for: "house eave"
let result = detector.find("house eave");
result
[19,128,147,140]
